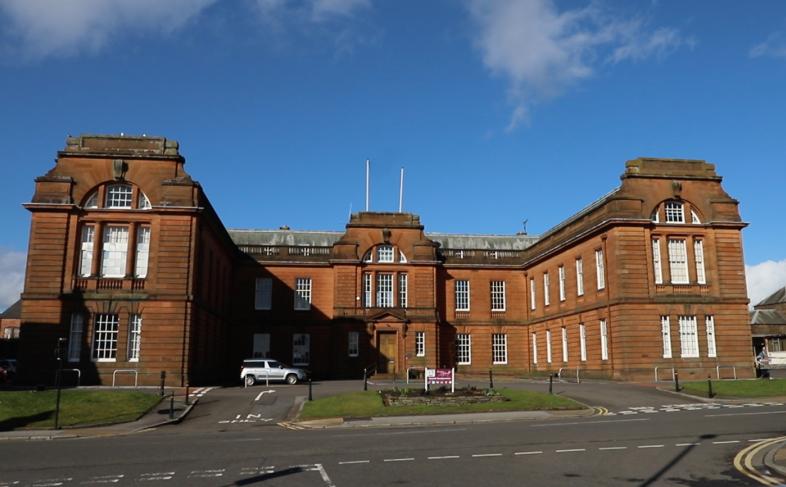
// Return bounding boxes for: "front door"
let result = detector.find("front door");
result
[377,332,397,374]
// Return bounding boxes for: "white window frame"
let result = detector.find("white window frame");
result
[377,245,394,263]
[292,333,311,365]
[252,333,270,358]
[101,226,129,278]
[490,281,506,312]
[105,183,133,208]
[543,273,550,306]
[532,332,538,364]
[694,239,706,285]
[68,313,84,362]
[579,324,587,362]
[398,273,408,308]
[376,273,394,308]
[661,316,672,358]
[561,327,568,362]
[665,201,685,223]
[294,277,312,310]
[134,226,150,278]
[455,280,470,311]
[79,225,94,278]
[92,314,118,362]
[600,319,609,361]
[348,331,359,357]
[457,334,471,365]
[255,277,272,310]
[652,238,663,284]
[128,314,142,362]
[363,272,373,307]
[546,330,552,364]
[138,192,152,210]
[705,316,716,358]
[84,191,98,209]
[595,249,606,290]
[679,315,699,358]
[492,334,508,365]
[576,258,584,296]
[691,209,701,224]
[558,266,566,302]
[416,331,425,357]
[668,239,689,285]
[530,278,536,310]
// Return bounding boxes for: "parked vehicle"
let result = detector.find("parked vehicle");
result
[240,359,307,386]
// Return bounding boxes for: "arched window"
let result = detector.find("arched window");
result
[106,183,133,208]
[80,182,152,210]
[362,245,407,264]
[664,200,684,223]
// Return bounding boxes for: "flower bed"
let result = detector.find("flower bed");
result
[381,387,509,407]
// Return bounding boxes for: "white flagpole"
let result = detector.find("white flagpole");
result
[399,167,404,213]
[365,159,370,211]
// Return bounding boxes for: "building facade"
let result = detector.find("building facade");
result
[18,135,754,386]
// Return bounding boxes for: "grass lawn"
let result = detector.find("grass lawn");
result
[0,389,161,430]
[299,388,584,421]
[680,379,786,398]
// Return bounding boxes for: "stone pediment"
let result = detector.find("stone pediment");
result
[367,309,409,323]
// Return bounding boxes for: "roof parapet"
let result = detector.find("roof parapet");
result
[623,157,720,180]
[61,134,181,159]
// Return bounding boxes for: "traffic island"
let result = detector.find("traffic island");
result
[677,379,786,399]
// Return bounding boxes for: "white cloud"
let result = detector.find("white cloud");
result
[467,0,691,129]
[750,32,786,59]
[253,0,369,23]
[0,0,217,59]
[746,259,786,308]
[0,249,25,312]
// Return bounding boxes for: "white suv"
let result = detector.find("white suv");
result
[240,359,307,386]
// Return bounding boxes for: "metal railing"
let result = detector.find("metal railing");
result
[406,367,426,384]
[716,365,737,380]
[557,367,581,384]
[60,368,81,387]
[112,369,139,387]
[653,366,676,383]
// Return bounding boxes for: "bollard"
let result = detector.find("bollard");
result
[674,371,680,392]
[707,375,714,398]
[160,371,166,397]
[363,368,368,391]
[549,374,553,395]
[185,385,190,406]
[489,369,494,390]
[169,393,175,419]
[308,377,313,402]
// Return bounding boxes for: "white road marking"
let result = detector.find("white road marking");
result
[138,472,174,481]
[314,464,335,487]
[472,453,503,458]
[748,438,776,442]
[32,479,72,487]
[712,440,741,445]
[338,460,370,465]
[676,443,701,446]
[81,474,124,484]
[532,418,648,427]
[188,469,225,478]
[428,456,460,460]
[598,446,628,451]
[383,458,414,462]
[556,449,586,453]
[706,410,786,418]
[514,451,543,455]
[255,390,275,401]
[638,445,664,449]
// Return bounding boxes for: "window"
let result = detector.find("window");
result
[576,258,584,296]
[399,251,408,263]
[292,333,310,365]
[68,313,84,362]
[377,245,394,263]
[651,210,659,223]
[668,239,689,284]
[543,273,550,306]
[455,280,470,311]
[105,184,133,208]
[652,239,663,284]
[457,334,471,365]
[92,314,118,361]
[348,332,359,357]
[128,314,142,362]
[546,330,552,363]
[362,251,373,263]
[84,191,98,209]
[252,333,270,358]
[665,200,685,223]
[399,273,408,308]
[416,331,425,357]
[600,320,608,360]
[579,324,587,362]
[691,210,701,224]
[294,277,311,310]
[79,226,95,277]
[705,316,716,358]
[558,266,566,302]
[531,332,538,364]
[138,192,152,210]
[661,316,672,358]
[694,240,706,285]
[530,278,536,310]
[595,249,605,290]
[134,226,150,278]
[769,338,784,353]
[255,278,272,310]
[363,272,373,307]
[490,281,506,311]
[561,327,568,362]
[679,315,699,358]
[376,273,393,308]
[101,226,128,278]
[492,334,507,364]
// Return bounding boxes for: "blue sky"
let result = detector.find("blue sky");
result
[1,0,785,309]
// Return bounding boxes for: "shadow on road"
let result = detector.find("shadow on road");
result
[231,466,305,485]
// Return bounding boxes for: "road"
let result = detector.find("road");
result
[0,380,784,486]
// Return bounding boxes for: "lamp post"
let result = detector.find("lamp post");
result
[54,337,67,430]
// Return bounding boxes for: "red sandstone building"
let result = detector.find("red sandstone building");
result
[18,135,754,386]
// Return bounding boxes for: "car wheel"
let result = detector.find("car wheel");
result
[285,374,298,385]
[245,375,255,387]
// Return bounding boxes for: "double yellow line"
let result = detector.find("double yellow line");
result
[733,436,786,485]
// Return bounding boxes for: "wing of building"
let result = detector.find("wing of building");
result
[18,135,754,386]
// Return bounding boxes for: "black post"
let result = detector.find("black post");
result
[54,337,66,430]
[308,377,313,402]
[363,367,368,391]
[674,371,680,392]
[160,371,166,397]
[169,393,174,419]
[185,385,190,406]
[549,374,553,395]
[489,369,494,390]
[707,375,714,398]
